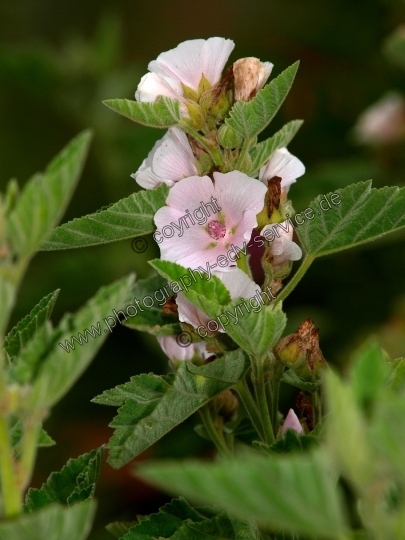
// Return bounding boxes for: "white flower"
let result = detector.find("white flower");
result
[135,38,235,113]
[281,408,303,435]
[154,171,267,270]
[157,335,209,363]
[261,220,302,266]
[233,57,273,101]
[353,92,405,145]
[259,148,305,193]
[177,268,258,331]
[131,127,198,189]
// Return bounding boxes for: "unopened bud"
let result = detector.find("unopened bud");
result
[233,57,273,102]
[217,125,244,149]
[211,390,239,421]
[185,102,206,130]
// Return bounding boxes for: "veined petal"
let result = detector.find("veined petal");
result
[157,335,208,362]
[135,72,184,102]
[131,167,164,189]
[259,148,305,191]
[149,37,234,91]
[281,408,303,435]
[153,128,198,181]
[261,221,302,264]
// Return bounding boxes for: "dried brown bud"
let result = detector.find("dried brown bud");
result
[233,57,273,102]
[215,390,239,420]
[266,176,282,217]
[163,296,179,318]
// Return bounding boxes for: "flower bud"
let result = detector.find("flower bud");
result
[281,408,303,435]
[217,125,244,149]
[233,57,273,102]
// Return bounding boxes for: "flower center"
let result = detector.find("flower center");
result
[207,219,226,240]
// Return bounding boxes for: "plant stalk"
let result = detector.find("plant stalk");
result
[199,406,233,458]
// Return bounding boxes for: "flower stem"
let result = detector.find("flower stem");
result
[252,358,275,445]
[236,378,265,441]
[0,415,21,518]
[199,406,233,458]
[235,137,255,173]
[181,123,224,168]
[274,255,314,306]
[20,420,40,491]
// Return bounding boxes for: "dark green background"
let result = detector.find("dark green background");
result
[1,0,405,537]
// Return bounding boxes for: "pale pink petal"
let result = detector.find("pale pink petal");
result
[281,408,303,435]
[176,294,211,329]
[132,167,164,189]
[260,62,274,88]
[135,72,184,102]
[261,221,302,264]
[157,335,208,362]
[149,38,234,91]
[153,128,198,181]
[259,148,305,192]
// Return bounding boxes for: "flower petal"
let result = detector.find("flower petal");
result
[149,38,234,91]
[259,148,305,191]
[153,128,198,181]
[281,408,303,435]
[157,335,208,362]
[135,72,184,102]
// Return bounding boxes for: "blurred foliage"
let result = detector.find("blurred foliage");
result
[1,0,405,538]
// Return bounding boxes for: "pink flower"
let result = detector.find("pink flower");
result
[154,171,267,270]
[135,38,235,114]
[261,220,302,266]
[281,408,303,435]
[157,335,209,364]
[177,268,259,331]
[353,92,405,145]
[259,148,305,193]
[131,127,197,189]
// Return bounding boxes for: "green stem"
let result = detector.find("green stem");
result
[235,137,255,172]
[313,390,322,428]
[199,407,233,458]
[236,252,252,279]
[0,415,21,518]
[269,361,284,434]
[253,358,275,444]
[274,255,314,306]
[181,123,224,167]
[20,420,40,490]
[236,378,265,441]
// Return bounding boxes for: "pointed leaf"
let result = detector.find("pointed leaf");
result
[27,274,135,409]
[10,418,55,454]
[24,447,104,512]
[225,62,299,139]
[7,131,92,257]
[0,272,14,338]
[138,451,347,539]
[248,120,304,175]
[102,350,249,468]
[103,97,181,128]
[4,290,59,360]
[40,184,169,250]
[297,181,405,259]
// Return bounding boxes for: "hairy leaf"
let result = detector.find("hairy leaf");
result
[24,447,104,512]
[249,120,304,175]
[138,451,347,539]
[225,63,299,139]
[0,500,96,540]
[4,290,59,360]
[103,97,181,128]
[95,350,249,468]
[40,184,169,250]
[7,131,91,257]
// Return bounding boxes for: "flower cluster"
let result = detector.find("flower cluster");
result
[132,38,305,363]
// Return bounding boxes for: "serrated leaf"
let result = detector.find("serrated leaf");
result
[138,450,347,539]
[297,181,405,259]
[103,97,181,128]
[24,447,104,512]
[4,290,59,360]
[40,184,169,250]
[26,274,135,409]
[0,500,96,540]
[104,350,249,468]
[387,357,405,393]
[248,120,304,175]
[281,370,320,392]
[9,418,55,454]
[7,131,91,257]
[123,273,181,336]
[225,62,299,139]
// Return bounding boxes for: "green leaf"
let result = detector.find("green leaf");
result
[4,290,59,360]
[0,272,14,338]
[7,131,92,257]
[98,350,249,468]
[150,259,286,356]
[297,181,405,259]
[24,447,104,512]
[225,62,299,139]
[0,500,96,540]
[26,274,135,409]
[40,184,169,250]
[387,358,405,393]
[138,450,347,539]
[248,120,304,175]
[9,418,55,454]
[103,97,181,128]
[123,274,181,336]
[281,370,321,392]
[106,522,138,538]
[254,430,317,455]
[384,26,405,70]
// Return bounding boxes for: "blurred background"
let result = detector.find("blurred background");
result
[1,0,405,536]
